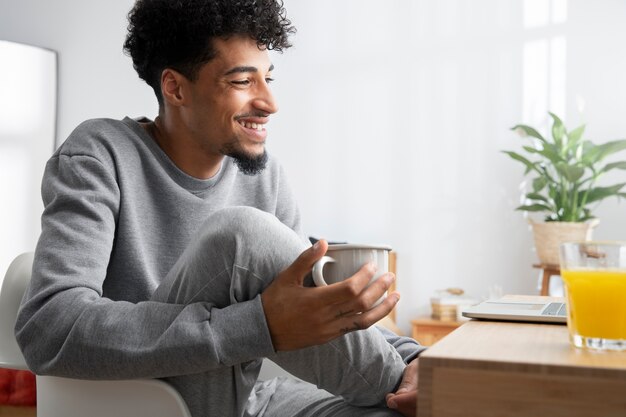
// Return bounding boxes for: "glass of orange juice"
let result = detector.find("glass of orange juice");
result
[560,241,626,351]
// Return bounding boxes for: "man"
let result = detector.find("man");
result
[15,0,424,416]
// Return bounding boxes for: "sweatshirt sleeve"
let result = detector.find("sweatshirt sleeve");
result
[14,152,275,380]
[375,326,426,364]
[274,163,310,246]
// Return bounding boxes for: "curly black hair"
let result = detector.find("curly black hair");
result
[123,0,295,105]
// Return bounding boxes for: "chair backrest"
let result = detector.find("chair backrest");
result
[37,376,193,417]
[1,253,192,417]
[0,252,34,370]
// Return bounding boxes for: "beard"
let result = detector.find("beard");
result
[221,141,268,176]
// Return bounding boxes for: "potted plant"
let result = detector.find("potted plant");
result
[503,112,626,265]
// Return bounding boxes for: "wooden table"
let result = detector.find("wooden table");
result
[411,318,464,346]
[417,319,626,416]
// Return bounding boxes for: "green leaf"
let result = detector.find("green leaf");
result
[555,163,585,183]
[580,141,600,166]
[532,177,547,192]
[565,125,586,161]
[526,192,549,202]
[566,124,586,148]
[584,183,626,204]
[516,204,552,212]
[575,143,584,162]
[600,161,626,174]
[549,112,566,149]
[502,151,535,175]
[544,214,558,221]
[523,145,540,154]
[548,185,558,201]
[537,143,565,165]
[594,139,626,162]
[510,125,547,143]
[582,139,626,165]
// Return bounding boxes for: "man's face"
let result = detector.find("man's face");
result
[182,35,278,175]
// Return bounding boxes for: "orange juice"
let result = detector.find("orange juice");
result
[560,269,626,340]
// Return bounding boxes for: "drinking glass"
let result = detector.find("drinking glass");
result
[560,241,626,351]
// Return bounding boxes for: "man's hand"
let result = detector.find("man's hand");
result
[385,358,418,417]
[261,239,399,351]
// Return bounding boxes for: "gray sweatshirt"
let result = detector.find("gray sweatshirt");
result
[15,117,421,380]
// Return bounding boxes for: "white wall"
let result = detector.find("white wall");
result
[1,0,625,334]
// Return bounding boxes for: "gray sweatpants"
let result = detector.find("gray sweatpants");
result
[151,207,406,417]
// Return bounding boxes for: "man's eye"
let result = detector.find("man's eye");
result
[231,80,250,86]
[265,77,275,84]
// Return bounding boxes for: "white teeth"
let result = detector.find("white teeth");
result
[239,120,265,131]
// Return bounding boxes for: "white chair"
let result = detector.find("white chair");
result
[0,253,192,417]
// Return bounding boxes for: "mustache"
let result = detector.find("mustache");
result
[235,112,270,120]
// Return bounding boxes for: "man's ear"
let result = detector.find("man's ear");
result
[160,69,186,106]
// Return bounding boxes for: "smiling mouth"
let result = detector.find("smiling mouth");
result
[237,120,266,131]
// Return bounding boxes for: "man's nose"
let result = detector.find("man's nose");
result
[252,82,279,114]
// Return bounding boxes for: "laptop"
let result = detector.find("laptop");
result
[461,296,567,324]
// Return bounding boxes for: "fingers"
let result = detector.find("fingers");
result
[335,291,401,334]
[386,359,419,416]
[355,270,396,309]
[396,358,419,393]
[263,240,402,351]
[386,390,417,417]
[346,271,395,314]
[280,239,328,285]
[314,260,375,302]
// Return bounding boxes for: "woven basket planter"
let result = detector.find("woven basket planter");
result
[528,219,599,266]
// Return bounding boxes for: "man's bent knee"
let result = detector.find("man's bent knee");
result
[153,207,307,304]
[200,207,298,247]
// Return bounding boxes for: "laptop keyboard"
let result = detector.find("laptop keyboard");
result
[541,302,567,317]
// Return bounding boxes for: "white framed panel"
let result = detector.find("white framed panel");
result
[0,40,57,281]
